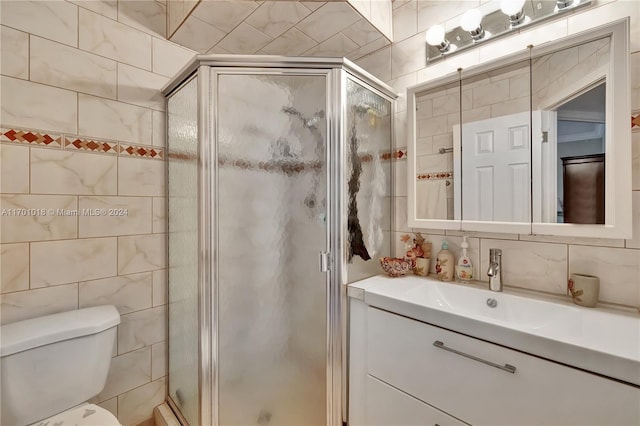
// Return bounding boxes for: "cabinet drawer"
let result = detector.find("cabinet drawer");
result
[366,375,467,426]
[367,307,640,426]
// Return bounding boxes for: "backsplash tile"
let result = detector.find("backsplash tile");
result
[30,148,118,195]
[30,237,117,287]
[79,272,153,314]
[0,144,29,193]
[0,195,78,243]
[0,283,79,324]
[0,243,29,294]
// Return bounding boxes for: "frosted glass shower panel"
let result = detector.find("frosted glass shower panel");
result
[346,78,392,282]
[167,78,199,426]
[216,73,328,426]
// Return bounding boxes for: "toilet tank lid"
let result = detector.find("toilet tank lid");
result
[0,306,120,357]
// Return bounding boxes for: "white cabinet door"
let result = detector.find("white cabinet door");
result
[366,375,468,426]
[367,307,640,426]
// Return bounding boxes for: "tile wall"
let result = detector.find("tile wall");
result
[355,0,640,308]
[0,1,196,425]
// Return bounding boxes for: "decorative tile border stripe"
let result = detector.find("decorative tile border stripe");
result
[218,156,322,175]
[417,171,453,181]
[1,126,62,148]
[64,136,118,155]
[382,149,407,160]
[632,112,639,132]
[118,144,164,159]
[0,124,164,161]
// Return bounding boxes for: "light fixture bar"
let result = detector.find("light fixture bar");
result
[426,0,591,64]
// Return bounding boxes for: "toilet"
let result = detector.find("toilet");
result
[0,305,122,426]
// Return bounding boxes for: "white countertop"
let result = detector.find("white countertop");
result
[349,275,640,387]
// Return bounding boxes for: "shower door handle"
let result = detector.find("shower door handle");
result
[319,252,331,272]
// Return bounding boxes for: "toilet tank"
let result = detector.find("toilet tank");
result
[0,306,120,426]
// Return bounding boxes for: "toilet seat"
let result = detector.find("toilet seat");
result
[32,404,121,426]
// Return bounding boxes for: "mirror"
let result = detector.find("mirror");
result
[407,19,631,238]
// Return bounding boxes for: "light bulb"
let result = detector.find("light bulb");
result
[460,9,482,32]
[500,0,526,16]
[426,25,446,46]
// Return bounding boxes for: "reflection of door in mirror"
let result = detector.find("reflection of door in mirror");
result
[414,81,459,220]
[460,60,531,223]
[531,37,609,225]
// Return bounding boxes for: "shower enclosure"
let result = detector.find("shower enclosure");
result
[163,56,395,426]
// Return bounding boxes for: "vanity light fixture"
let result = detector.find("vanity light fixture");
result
[426,25,452,54]
[425,0,592,64]
[460,9,486,41]
[500,0,527,27]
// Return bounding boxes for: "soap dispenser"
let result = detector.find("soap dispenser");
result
[456,236,473,282]
[436,240,455,282]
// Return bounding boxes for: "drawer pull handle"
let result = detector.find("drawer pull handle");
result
[433,340,517,374]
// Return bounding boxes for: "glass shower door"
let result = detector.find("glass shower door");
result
[215,72,328,426]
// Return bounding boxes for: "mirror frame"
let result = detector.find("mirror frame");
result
[407,18,631,239]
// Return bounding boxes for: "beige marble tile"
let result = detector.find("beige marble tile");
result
[391,31,425,79]
[394,196,410,233]
[342,19,382,47]
[152,110,166,148]
[79,8,152,70]
[30,36,117,99]
[69,0,117,19]
[118,306,167,354]
[0,283,78,325]
[521,234,625,248]
[152,197,167,234]
[152,38,195,78]
[304,33,358,57]
[0,144,29,193]
[568,0,639,52]
[31,237,117,287]
[296,2,360,42]
[0,25,29,79]
[627,191,640,249]
[96,346,151,402]
[417,0,477,33]
[191,0,259,33]
[117,64,169,112]
[246,1,312,38]
[118,0,166,38]
[97,397,118,419]
[369,0,392,40]
[170,16,226,53]
[217,22,273,55]
[1,0,78,47]
[394,159,407,197]
[118,377,166,426]
[78,94,152,145]
[118,157,165,196]
[479,239,568,294]
[151,341,167,380]
[472,79,509,109]
[152,269,167,307]
[118,233,167,274]
[79,272,153,314]
[388,72,416,114]
[78,196,152,238]
[569,245,640,307]
[0,243,29,294]
[392,0,417,43]
[1,76,78,134]
[347,37,390,61]
[259,27,316,56]
[355,46,392,82]
[31,149,117,195]
[0,195,77,243]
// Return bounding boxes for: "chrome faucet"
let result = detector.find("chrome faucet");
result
[487,249,502,292]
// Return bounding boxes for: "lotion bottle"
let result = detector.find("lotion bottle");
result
[456,236,473,282]
[436,240,455,282]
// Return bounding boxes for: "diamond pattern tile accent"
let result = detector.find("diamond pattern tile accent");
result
[417,171,452,181]
[118,144,164,159]
[1,126,62,148]
[632,112,639,132]
[65,136,118,154]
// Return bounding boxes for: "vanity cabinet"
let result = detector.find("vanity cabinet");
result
[354,305,640,426]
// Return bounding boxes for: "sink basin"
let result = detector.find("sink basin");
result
[349,275,640,386]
